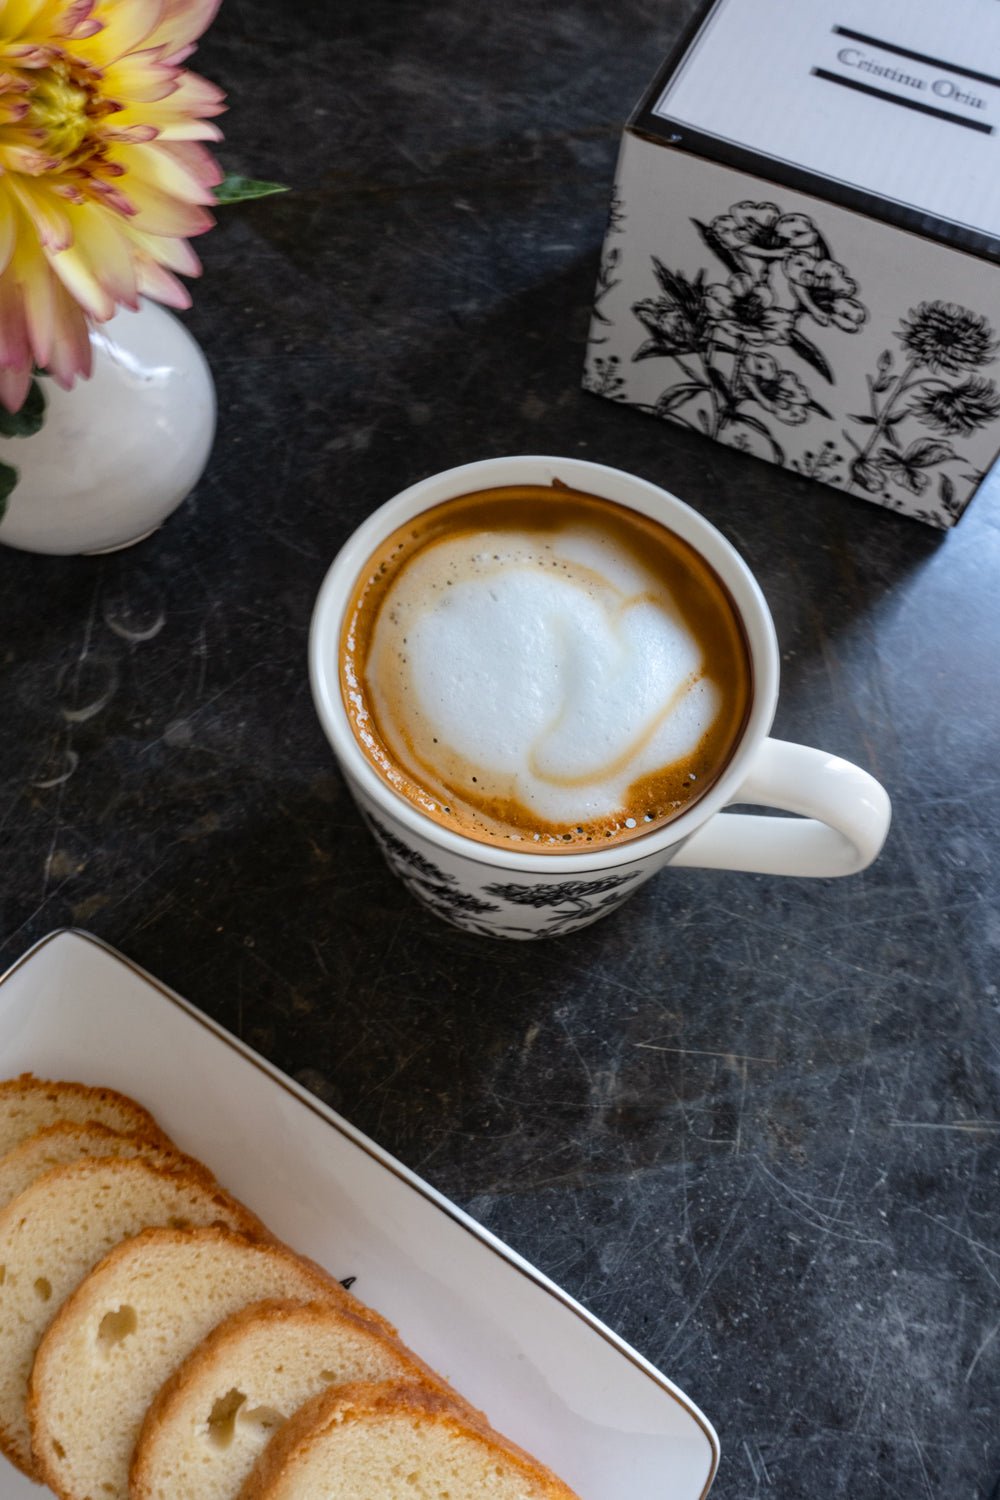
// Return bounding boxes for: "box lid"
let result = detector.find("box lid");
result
[633,0,1000,261]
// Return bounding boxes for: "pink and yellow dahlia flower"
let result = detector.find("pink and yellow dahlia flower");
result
[0,0,225,410]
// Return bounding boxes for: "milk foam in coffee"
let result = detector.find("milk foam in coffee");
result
[340,484,751,851]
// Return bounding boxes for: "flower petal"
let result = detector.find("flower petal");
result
[102,122,160,143]
[0,142,61,176]
[143,0,220,57]
[133,251,190,307]
[48,242,116,320]
[126,225,200,275]
[162,65,225,114]
[100,50,180,104]
[66,202,139,305]
[16,246,59,365]
[51,0,100,38]
[113,166,214,234]
[0,195,16,277]
[122,138,220,202]
[6,175,73,251]
[112,68,225,138]
[0,0,54,42]
[74,0,163,66]
[0,263,32,370]
[153,117,222,141]
[44,276,93,384]
[0,362,33,412]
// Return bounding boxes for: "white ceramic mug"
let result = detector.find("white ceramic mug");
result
[310,457,891,940]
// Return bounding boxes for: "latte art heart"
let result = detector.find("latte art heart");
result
[341,485,751,851]
[368,533,720,827]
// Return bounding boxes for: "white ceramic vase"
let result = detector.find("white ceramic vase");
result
[0,299,216,556]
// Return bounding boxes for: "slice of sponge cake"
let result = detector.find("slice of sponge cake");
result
[0,1075,171,1155]
[29,1224,394,1500]
[0,1121,177,1211]
[131,1298,456,1500]
[0,1156,266,1475]
[235,1379,581,1500]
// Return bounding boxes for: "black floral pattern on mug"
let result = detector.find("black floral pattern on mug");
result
[363,810,643,938]
[625,198,864,462]
[361,813,501,933]
[482,874,642,935]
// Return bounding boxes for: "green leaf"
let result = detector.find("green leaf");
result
[0,459,18,521]
[213,173,289,205]
[0,378,46,438]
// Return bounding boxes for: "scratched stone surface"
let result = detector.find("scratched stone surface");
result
[1,2,999,1498]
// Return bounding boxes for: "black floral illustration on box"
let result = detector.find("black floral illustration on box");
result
[482,873,642,936]
[792,440,845,485]
[624,200,868,462]
[844,300,1000,525]
[583,354,626,399]
[587,186,626,348]
[606,184,626,235]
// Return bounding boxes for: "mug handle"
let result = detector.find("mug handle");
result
[669,738,891,878]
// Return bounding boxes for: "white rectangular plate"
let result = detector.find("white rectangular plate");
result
[0,930,719,1499]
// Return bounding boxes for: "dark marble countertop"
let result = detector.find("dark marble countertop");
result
[1,2,998,1496]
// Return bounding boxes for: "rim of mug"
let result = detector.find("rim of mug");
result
[310,456,780,874]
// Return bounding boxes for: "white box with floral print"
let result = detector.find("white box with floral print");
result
[585,0,1000,526]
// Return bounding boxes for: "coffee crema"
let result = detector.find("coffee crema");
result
[340,483,752,851]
